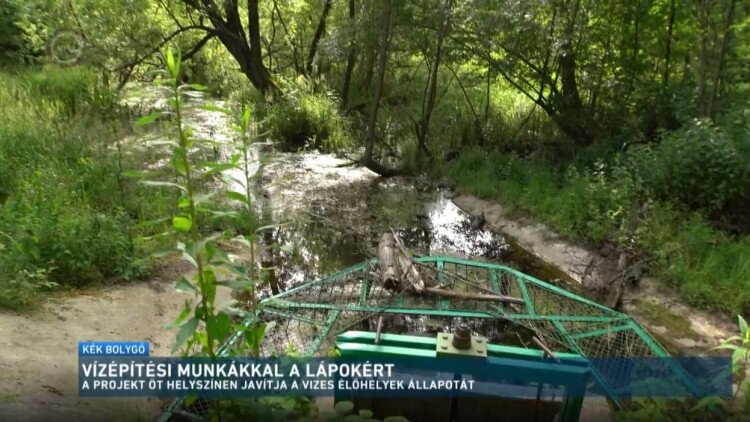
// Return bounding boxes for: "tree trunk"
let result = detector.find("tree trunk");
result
[306,0,334,76]
[707,0,736,118]
[696,0,710,116]
[662,0,676,87]
[361,0,400,177]
[552,0,593,145]
[416,0,451,156]
[183,0,275,95]
[554,43,593,145]
[247,0,275,94]
[484,48,492,124]
[341,0,357,109]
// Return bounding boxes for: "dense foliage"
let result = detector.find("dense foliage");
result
[0,0,748,314]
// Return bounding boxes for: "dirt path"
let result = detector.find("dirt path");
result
[0,258,229,421]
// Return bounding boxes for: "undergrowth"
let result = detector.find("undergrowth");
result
[434,123,750,314]
[0,66,160,308]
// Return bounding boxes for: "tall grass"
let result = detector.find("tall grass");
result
[0,66,151,308]
[260,76,352,151]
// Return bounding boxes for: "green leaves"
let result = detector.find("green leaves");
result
[200,104,232,115]
[206,312,231,345]
[139,180,186,192]
[164,45,182,82]
[225,191,249,203]
[134,111,163,127]
[334,401,354,415]
[173,316,198,353]
[739,315,748,342]
[175,276,198,294]
[172,215,192,232]
[245,321,276,353]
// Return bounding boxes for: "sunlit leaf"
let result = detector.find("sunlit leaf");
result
[217,278,255,290]
[739,315,748,339]
[172,215,192,232]
[134,111,163,127]
[199,104,232,115]
[175,276,198,293]
[183,83,208,91]
[225,191,248,203]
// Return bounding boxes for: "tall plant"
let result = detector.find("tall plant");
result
[135,46,268,361]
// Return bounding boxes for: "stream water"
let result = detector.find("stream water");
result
[239,149,580,300]
[122,86,583,302]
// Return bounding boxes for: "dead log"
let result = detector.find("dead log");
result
[378,233,424,293]
[378,233,399,289]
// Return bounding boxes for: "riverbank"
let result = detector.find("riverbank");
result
[435,148,750,316]
[451,192,737,355]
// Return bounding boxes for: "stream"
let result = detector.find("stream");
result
[123,87,729,357]
[236,149,580,299]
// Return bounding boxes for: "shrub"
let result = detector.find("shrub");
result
[262,77,350,151]
[0,67,149,307]
[439,147,750,314]
[1,170,140,284]
[622,119,745,212]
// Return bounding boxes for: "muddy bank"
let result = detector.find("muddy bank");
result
[452,193,737,355]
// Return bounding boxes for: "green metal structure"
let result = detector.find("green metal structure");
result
[335,330,590,422]
[161,256,695,421]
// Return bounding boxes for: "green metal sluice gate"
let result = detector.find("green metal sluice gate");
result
[160,256,697,421]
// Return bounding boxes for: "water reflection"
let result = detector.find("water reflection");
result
[249,152,516,297]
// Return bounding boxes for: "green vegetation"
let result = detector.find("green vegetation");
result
[0,0,746,316]
[436,137,750,313]
[0,67,154,307]
[0,0,747,419]
[615,316,750,421]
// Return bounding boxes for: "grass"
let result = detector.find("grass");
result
[0,66,168,308]
[434,148,750,315]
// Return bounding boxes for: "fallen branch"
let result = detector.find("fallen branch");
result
[423,287,525,304]
[532,335,560,362]
[378,232,424,293]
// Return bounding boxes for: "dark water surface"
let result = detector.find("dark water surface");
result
[235,150,579,300]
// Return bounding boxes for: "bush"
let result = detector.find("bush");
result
[0,67,148,307]
[622,119,745,211]
[262,76,351,151]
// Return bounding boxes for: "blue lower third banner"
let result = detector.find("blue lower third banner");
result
[78,356,732,399]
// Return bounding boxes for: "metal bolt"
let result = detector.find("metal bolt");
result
[477,349,484,354]
[442,334,449,340]
[441,345,448,350]
[452,323,472,350]
[475,338,483,344]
